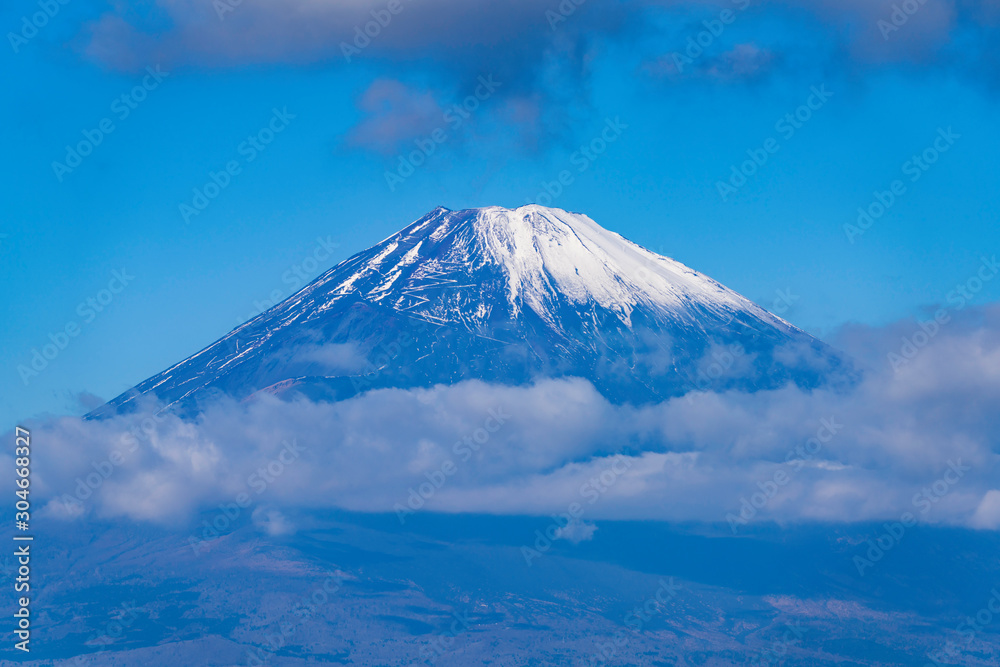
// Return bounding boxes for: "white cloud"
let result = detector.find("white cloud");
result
[292,342,368,374]
[15,305,1000,532]
[971,490,1000,530]
[555,519,598,543]
[252,506,296,536]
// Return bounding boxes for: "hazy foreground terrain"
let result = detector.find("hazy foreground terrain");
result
[4,512,1000,666]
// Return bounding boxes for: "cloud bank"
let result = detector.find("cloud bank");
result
[14,303,1000,534]
[65,0,1000,163]
[79,0,1000,76]
[66,0,1000,162]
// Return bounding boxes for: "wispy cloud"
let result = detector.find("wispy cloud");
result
[344,79,446,155]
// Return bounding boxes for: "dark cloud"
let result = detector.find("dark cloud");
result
[71,0,1000,158]
[75,0,1000,92]
[80,0,618,81]
[704,43,780,80]
[644,41,781,82]
[343,79,446,154]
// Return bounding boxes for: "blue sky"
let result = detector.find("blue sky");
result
[2,0,1000,430]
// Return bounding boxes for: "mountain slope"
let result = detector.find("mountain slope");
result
[96,205,849,416]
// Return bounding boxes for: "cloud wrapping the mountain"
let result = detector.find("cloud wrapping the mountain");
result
[18,304,1000,532]
[291,341,369,374]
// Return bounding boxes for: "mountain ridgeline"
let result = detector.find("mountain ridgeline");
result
[96,205,850,416]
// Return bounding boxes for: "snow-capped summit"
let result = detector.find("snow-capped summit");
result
[96,206,850,416]
[289,205,793,334]
[459,205,758,322]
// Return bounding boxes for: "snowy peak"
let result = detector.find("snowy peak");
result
[312,205,791,334]
[96,204,845,417]
[470,205,760,321]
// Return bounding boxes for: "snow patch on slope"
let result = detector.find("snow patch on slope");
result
[468,205,779,329]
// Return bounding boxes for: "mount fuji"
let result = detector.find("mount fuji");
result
[26,207,1000,667]
[96,205,849,417]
